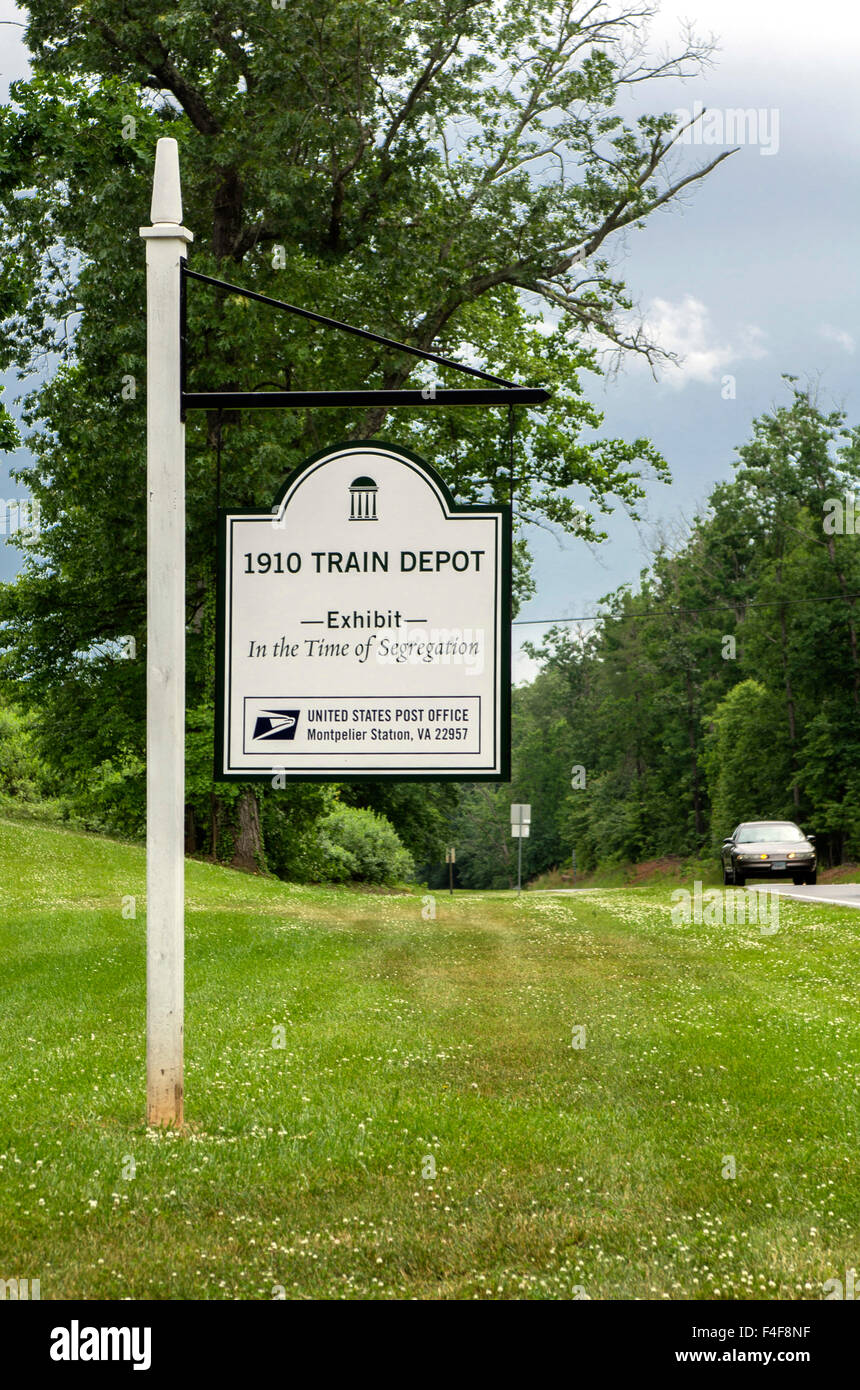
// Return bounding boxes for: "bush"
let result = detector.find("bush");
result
[317,804,414,885]
[0,697,48,801]
[261,783,340,882]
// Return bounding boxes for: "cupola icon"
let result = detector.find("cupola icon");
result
[349,476,378,521]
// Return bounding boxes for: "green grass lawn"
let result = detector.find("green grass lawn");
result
[1,816,857,1300]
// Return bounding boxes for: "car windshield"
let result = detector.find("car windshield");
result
[736,823,805,843]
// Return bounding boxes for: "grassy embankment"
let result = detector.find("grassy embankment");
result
[1,816,857,1299]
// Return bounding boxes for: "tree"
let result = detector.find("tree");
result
[0,1,731,865]
[733,381,860,708]
[449,782,516,889]
[338,780,459,871]
[702,679,792,844]
[510,666,576,875]
[0,689,47,803]
[513,384,860,875]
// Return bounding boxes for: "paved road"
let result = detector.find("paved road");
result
[748,882,860,910]
[540,884,860,909]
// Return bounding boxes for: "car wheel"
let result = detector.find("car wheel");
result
[805,871,817,886]
[734,870,745,887]
[722,865,733,885]
[792,876,804,885]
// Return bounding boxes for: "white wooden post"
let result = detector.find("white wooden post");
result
[140,139,193,1126]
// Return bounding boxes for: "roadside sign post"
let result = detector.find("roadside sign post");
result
[518,829,522,894]
[446,846,456,896]
[140,139,193,1127]
[511,803,531,895]
[139,140,545,1126]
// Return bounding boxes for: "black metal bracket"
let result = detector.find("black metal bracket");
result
[179,264,549,418]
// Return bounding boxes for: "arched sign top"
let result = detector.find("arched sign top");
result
[268,439,482,526]
[216,439,511,782]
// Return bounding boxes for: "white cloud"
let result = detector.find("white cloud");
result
[648,0,851,64]
[818,323,855,354]
[637,294,767,389]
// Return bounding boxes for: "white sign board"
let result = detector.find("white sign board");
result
[216,442,510,780]
[511,824,530,837]
[510,803,531,823]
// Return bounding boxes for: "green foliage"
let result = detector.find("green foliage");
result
[316,803,415,885]
[261,784,340,883]
[0,1,726,857]
[66,755,147,838]
[448,784,515,889]
[0,385,19,451]
[499,384,860,883]
[701,680,792,844]
[339,780,458,867]
[0,692,47,801]
[510,668,575,870]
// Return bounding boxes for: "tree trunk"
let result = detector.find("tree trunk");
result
[685,671,704,836]
[184,805,197,855]
[777,594,800,808]
[230,789,264,872]
[213,165,244,262]
[497,815,513,888]
[824,534,860,707]
[209,790,220,860]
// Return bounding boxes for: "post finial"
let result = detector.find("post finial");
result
[150,137,183,225]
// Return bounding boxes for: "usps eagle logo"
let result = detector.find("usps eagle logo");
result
[252,709,300,742]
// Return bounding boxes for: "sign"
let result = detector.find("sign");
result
[216,442,510,780]
[446,847,456,863]
[511,803,531,894]
[511,801,531,843]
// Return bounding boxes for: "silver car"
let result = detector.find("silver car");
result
[721,821,817,887]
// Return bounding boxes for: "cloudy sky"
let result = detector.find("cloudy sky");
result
[513,0,860,674]
[2,0,859,685]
